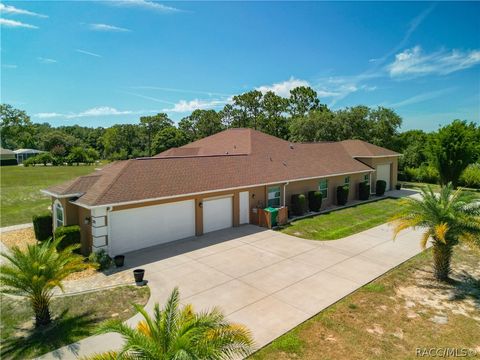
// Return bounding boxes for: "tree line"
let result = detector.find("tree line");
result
[1,86,479,186]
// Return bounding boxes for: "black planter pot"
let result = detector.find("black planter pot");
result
[114,255,125,267]
[133,269,145,283]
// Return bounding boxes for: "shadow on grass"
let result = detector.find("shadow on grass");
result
[1,309,99,359]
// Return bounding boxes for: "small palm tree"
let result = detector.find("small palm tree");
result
[0,237,89,326]
[393,184,480,281]
[86,287,254,360]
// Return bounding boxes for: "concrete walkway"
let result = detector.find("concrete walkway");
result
[40,221,425,359]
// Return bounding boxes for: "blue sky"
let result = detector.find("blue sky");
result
[1,1,479,131]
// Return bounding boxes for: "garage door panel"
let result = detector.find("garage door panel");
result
[203,196,233,233]
[376,164,391,191]
[110,200,195,255]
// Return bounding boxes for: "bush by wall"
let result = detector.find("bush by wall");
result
[32,213,53,241]
[376,180,387,196]
[336,185,349,206]
[291,194,307,216]
[54,225,81,252]
[89,249,112,271]
[358,182,370,200]
[0,158,18,166]
[459,163,480,189]
[307,191,322,212]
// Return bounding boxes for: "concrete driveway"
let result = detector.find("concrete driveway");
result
[41,223,424,359]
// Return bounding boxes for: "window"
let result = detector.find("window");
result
[54,201,64,228]
[267,186,281,207]
[318,179,328,199]
[344,176,350,185]
[364,174,370,183]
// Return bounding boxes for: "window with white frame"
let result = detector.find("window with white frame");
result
[364,173,370,183]
[267,186,281,207]
[54,201,64,228]
[318,179,328,199]
[344,176,350,185]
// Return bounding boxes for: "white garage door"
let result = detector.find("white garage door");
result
[109,200,195,255]
[203,196,233,233]
[376,164,391,191]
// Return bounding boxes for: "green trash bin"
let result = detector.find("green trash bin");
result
[264,207,279,227]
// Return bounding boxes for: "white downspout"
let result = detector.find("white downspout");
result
[283,182,289,207]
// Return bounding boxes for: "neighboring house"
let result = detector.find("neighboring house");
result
[14,148,44,164]
[42,128,400,256]
[0,148,18,166]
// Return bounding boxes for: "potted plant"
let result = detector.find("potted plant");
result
[395,183,402,190]
[336,185,349,206]
[114,255,125,267]
[307,191,322,212]
[376,180,387,196]
[133,268,145,284]
[358,182,370,200]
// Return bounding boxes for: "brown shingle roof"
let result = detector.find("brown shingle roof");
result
[44,129,399,207]
[340,139,400,157]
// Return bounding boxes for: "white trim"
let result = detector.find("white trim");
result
[53,200,64,229]
[72,169,376,210]
[353,154,401,158]
[41,189,83,198]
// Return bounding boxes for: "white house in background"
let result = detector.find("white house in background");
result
[14,148,44,164]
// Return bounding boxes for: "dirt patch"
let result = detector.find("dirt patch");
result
[1,228,97,280]
[396,247,480,323]
[1,228,38,251]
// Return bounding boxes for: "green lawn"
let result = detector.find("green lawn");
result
[250,245,480,360]
[0,285,150,359]
[280,198,408,241]
[402,181,480,202]
[1,165,99,227]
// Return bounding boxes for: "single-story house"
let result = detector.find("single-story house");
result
[42,128,400,256]
[1,148,17,165]
[14,148,44,164]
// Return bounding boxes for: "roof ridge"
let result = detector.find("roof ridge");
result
[91,160,134,205]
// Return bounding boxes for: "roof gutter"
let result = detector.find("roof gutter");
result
[40,189,84,198]
[353,154,402,158]
[73,168,375,210]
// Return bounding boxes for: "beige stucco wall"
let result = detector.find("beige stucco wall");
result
[267,172,371,211]
[357,156,398,191]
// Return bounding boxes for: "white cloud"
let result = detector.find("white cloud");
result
[111,0,182,13]
[387,88,454,108]
[75,49,102,58]
[35,112,63,119]
[37,57,57,64]
[0,18,38,29]
[35,106,153,119]
[0,3,48,18]
[163,99,228,113]
[388,46,480,77]
[256,77,310,97]
[89,23,131,32]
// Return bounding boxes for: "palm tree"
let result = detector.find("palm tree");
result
[393,184,480,281]
[86,287,254,360]
[0,237,89,326]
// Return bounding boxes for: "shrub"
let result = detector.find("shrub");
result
[336,185,349,205]
[23,157,37,167]
[89,249,112,271]
[307,191,322,212]
[291,194,306,216]
[460,163,480,189]
[404,165,439,184]
[0,158,17,166]
[376,180,387,196]
[358,182,370,200]
[32,213,53,241]
[54,225,81,252]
